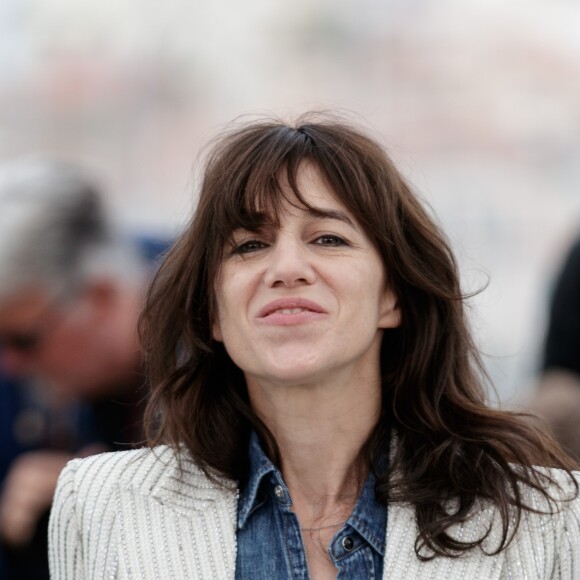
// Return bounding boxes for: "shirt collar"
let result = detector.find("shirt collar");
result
[237,431,278,530]
[237,431,389,557]
[345,469,388,556]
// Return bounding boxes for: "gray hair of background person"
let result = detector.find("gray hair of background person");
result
[0,157,146,301]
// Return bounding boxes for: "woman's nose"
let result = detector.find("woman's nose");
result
[263,240,316,288]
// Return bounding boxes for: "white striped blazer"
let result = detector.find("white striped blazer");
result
[49,447,580,579]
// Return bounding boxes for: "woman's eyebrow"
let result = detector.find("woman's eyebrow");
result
[306,206,357,229]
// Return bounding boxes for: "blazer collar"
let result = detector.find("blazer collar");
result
[129,446,237,518]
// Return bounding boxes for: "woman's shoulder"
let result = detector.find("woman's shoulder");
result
[62,446,175,483]
[484,466,580,540]
[500,467,580,576]
[520,466,580,508]
[429,468,580,556]
[49,447,238,578]
[386,468,580,579]
[58,446,175,493]
[55,445,226,505]
[526,466,580,527]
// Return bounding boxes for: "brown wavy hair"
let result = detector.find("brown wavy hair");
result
[140,114,577,559]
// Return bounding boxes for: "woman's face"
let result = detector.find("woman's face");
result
[212,163,401,388]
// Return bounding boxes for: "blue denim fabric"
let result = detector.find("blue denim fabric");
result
[235,433,387,579]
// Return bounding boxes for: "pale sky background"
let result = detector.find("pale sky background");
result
[1,0,579,403]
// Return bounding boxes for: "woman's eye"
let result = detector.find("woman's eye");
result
[314,235,347,247]
[232,240,267,254]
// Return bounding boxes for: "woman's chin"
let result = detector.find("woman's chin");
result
[246,360,330,388]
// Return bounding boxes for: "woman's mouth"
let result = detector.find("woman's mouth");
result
[276,308,307,315]
[258,299,327,326]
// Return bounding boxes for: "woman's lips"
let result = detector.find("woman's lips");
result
[257,298,327,326]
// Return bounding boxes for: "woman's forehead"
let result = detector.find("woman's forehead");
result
[240,162,348,220]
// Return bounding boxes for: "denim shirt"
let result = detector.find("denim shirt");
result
[235,433,388,579]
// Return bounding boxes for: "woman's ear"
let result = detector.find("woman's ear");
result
[379,289,401,329]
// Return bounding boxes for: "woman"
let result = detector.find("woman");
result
[49,115,580,579]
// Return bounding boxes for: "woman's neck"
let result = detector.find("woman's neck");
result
[247,370,381,524]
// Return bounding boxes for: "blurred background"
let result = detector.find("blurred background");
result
[0,0,578,399]
[0,0,580,577]
[2,0,579,403]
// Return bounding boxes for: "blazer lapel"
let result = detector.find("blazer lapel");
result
[116,449,237,579]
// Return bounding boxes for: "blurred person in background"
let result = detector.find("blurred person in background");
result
[0,368,82,580]
[0,158,156,579]
[532,237,580,460]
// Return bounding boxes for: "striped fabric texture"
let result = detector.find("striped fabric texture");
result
[49,447,580,579]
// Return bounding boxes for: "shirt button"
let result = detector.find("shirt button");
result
[274,485,285,499]
[342,536,354,552]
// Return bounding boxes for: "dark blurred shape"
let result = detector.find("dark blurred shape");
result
[533,237,580,461]
[544,239,580,377]
[0,157,169,579]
